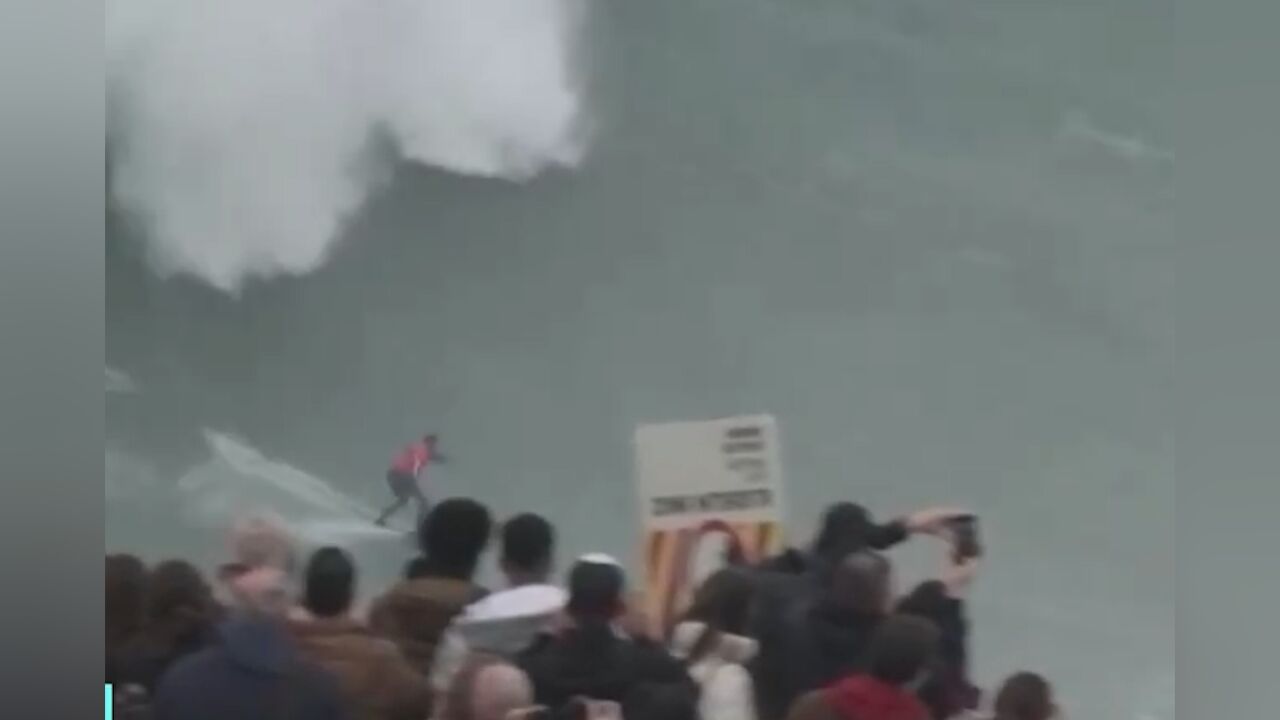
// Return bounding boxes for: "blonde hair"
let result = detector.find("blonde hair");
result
[218,512,297,616]
[229,512,295,572]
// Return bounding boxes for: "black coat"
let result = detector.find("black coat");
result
[757,520,909,578]
[898,582,979,718]
[115,617,217,694]
[750,595,884,720]
[518,624,694,708]
[152,615,347,720]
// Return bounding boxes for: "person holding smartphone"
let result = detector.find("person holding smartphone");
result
[759,502,971,577]
[897,521,983,719]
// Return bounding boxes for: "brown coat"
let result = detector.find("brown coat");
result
[368,578,482,677]
[289,616,432,720]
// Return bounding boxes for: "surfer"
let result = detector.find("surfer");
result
[375,434,447,528]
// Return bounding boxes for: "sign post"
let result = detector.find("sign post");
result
[634,414,787,632]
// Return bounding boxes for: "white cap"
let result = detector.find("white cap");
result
[576,552,622,567]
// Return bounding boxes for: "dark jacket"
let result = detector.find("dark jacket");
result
[758,521,908,578]
[518,623,694,707]
[151,614,347,720]
[751,597,884,720]
[368,577,486,676]
[290,616,432,720]
[896,583,979,718]
[115,611,219,694]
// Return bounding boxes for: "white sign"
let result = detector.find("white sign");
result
[633,414,787,629]
[635,413,785,528]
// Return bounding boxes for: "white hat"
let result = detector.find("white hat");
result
[576,552,622,568]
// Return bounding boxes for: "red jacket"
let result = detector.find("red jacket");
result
[826,676,929,720]
[390,441,431,476]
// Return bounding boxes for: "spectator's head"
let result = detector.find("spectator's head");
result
[566,554,626,623]
[812,502,876,562]
[472,662,534,720]
[106,554,148,644]
[896,580,949,622]
[146,559,212,625]
[623,683,699,720]
[303,547,355,618]
[501,513,556,585]
[227,512,295,573]
[994,672,1056,720]
[419,498,493,581]
[219,512,296,616]
[440,654,533,720]
[864,614,940,687]
[824,551,893,616]
[424,433,439,447]
[680,567,757,662]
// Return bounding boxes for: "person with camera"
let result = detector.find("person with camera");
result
[896,526,983,720]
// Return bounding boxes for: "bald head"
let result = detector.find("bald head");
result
[442,657,533,720]
[471,663,532,720]
[825,551,892,615]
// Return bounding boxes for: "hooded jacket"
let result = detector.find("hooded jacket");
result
[151,614,346,720]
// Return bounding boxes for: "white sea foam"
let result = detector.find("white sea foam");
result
[1060,111,1173,164]
[177,430,411,545]
[107,0,589,291]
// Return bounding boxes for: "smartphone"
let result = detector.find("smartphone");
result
[948,515,982,561]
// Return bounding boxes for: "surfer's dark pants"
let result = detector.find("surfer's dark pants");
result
[376,470,428,526]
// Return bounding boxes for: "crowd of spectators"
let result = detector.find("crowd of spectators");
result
[106,498,1060,720]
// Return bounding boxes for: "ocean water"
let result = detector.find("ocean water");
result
[106,1,1172,718]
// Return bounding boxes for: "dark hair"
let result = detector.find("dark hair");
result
[502,513,555,577]
[304,546,355,617]
[144,560,214,642]
[897,580,948,617]
[812,502,876,562]
[994,672,1054,720]
[110,560,215,691]
[680,567,756,663]
[563,559,626,658]
[825,551,892,615]
[623,683,700,720]
[404,555,430,579]
[566,560,624,620]
[106,554,148,647]
[419,498,493,580]
[865,614,940,685]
